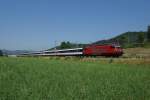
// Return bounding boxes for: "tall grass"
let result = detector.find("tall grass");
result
[0,57,150,100]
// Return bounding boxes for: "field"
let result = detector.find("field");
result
[0,57,150,100]
[123,48,150,58]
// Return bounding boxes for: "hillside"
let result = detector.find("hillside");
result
[93,31,147,48]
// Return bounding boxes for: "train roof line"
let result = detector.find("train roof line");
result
[18,48,83,55]
[44,48,83,52]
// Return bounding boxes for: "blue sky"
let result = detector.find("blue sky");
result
[0,0,150,50]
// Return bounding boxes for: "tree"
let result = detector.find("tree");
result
[137,33,144,43]
[118,36,128,46]
[147,26,150,42]
[0,50,3,56]
[60,41,72,49]
[60,41,66,49]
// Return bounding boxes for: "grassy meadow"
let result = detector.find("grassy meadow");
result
[0,57,150,100]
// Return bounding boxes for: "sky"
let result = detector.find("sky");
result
[0,0,150,50]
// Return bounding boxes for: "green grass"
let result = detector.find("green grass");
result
[0,57,150,100]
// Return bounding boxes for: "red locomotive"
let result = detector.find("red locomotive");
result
[83,44,123,57]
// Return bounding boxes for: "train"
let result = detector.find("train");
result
[19,44,123,57]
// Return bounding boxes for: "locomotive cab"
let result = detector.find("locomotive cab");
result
[111,45,123,57]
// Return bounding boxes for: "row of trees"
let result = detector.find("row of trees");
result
[48,41,78,50]
[60,41,72,49]
[59,41,87,49]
